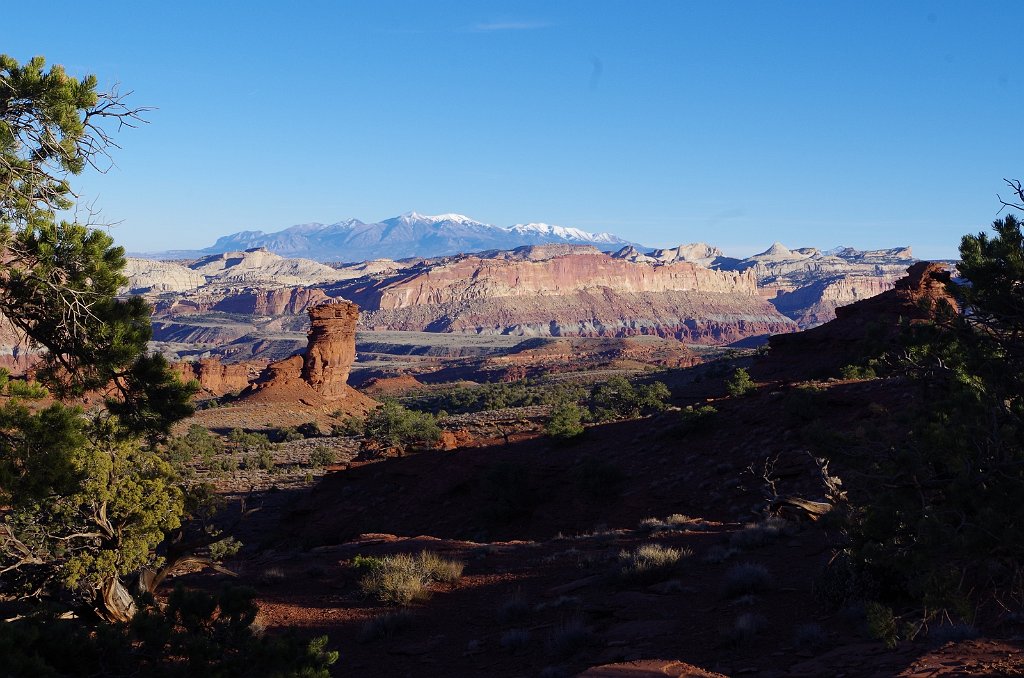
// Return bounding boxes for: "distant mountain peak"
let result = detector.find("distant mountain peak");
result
[165,211,643,262]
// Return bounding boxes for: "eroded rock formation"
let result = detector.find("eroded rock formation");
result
[237,300,372,413]
[754,262,957,380]
[302,301,358,398]
[173,358,254,396]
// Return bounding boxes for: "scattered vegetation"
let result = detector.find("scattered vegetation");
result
[725,367,756,396]
[618,543,691,583]
[356,551,464,605]
[545,402,586,440]
[722,563,773,599]
[363,400,441,455]
[308,445,337,468]
[588,376,670,421]
[358,609,414,643]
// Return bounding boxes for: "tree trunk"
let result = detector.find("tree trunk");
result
[95,575,136,622]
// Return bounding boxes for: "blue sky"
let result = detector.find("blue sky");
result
[5,1,1021,258]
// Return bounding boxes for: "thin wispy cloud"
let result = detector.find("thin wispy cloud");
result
[471,20,550,32]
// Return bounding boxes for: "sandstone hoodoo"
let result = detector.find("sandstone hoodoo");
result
[237,299,372,413]
[302,300,359,399]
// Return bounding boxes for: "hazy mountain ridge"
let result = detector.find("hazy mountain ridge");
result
[152,212,642,262]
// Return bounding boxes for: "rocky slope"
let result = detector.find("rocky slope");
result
[753,261,958,380]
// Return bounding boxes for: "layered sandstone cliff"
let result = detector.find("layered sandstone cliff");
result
[173,358,255,396]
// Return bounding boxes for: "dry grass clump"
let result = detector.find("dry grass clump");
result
[729,517,791,549]
[722,562,772,599]
[728,612,767,644]
[357,551,465,605]
[618,543,692,583]
[359,609,415,642]
[546,615,593,657]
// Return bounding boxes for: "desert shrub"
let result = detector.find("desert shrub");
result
[480,463,538,525]
[722,563,772,599]
[165,424,223,466]
[618,543,691,583]
[497,590,531,624]
[296,421,322,438]
[331,415,365,436]
[546,615,592,657]
[730,517,790,549]
[0,585,338,677]
[703,545,738,564]
[271,426,304,443]
[243,449,275,471]
[359,610,414,643]
[725,368,755,396]
[674,404,718,435]
[363,400,441,454]
[417,550,465,583]
[356,551,464,605]
[589,376,670,422]
[209,536,243,562]
[728,613,767,644]
[228,428,271,451]
[308,445,336,468]
[865,602,900,648]
[546,402,585,440]
[258,567,286,586]
[572,456,626,499]
[839,361,878,379]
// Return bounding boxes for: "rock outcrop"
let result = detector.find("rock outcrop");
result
[302,301,358,398]
[237,300,372,414]
[754,262,957,380]
[173,358,254,396]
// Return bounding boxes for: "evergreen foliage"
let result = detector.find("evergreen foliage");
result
[836,210,1024,618]
[588,376,670,421]
[0,54,336,672]
[363,400,441,454]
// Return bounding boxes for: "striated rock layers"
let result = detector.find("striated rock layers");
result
[331,252,796,343]
[754,262,957,381]
[174,359,255,396]
[301,301,358,398]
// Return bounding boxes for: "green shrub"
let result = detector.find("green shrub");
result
[331,415,365,436]
[725,368,755,396]
[209,536,242,562]
[722,563,772,599]
[308,446,336,468]
[839,361,878,379]
[589,376,670,421]
[545,402,585,440]
[675,405,717,434]
[363,400,441,454]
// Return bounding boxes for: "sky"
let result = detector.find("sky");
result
[4,1,1022,259]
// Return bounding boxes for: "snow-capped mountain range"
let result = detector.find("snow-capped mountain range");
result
[157,212,642,262]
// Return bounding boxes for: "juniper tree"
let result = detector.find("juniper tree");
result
[0,54,195,618]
